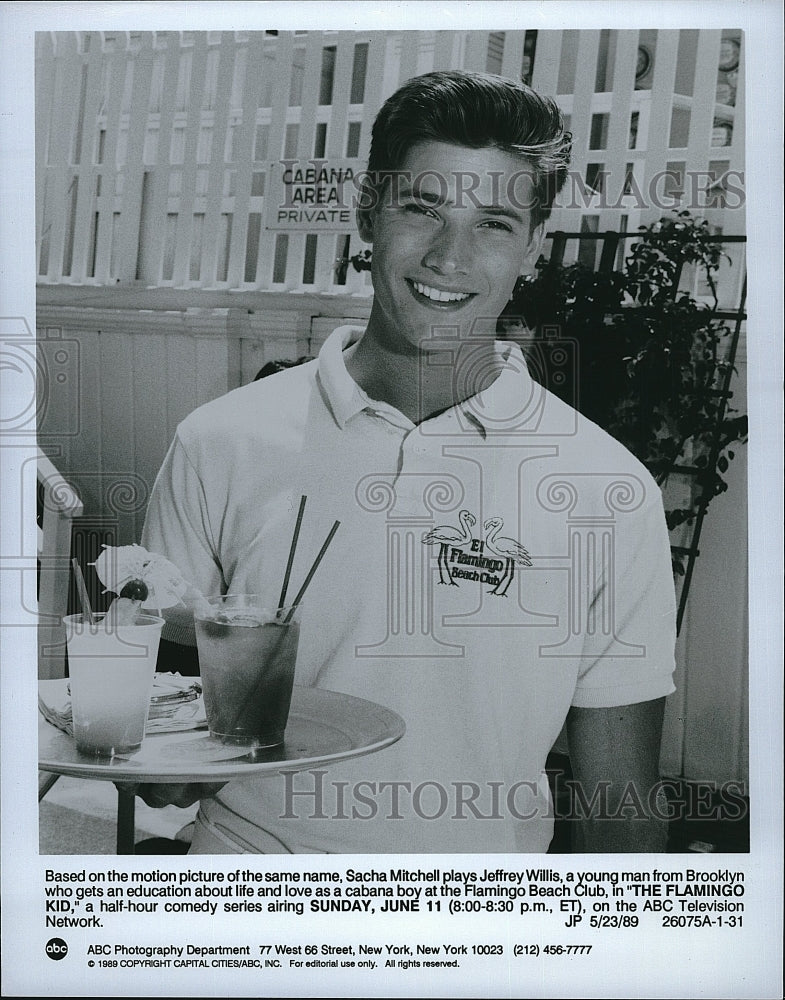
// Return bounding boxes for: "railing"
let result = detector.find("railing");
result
[37,448,84,679]
[545,230,746,310]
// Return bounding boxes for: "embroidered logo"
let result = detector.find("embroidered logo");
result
[422,509,531,596]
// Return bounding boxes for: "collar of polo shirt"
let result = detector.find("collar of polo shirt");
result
[318,325,536,434]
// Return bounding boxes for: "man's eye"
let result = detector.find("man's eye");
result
[480,219,513,232]
[404,202,438,218]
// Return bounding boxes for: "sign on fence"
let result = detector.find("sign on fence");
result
[265,158,364,231]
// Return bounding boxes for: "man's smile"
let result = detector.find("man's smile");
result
[406,278,476,308]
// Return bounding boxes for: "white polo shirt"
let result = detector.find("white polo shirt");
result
[142,326,676,854]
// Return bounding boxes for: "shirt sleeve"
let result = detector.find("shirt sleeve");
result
[571,479,677,708]
[141,430,224,647]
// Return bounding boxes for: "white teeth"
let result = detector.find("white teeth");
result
[412,281,471,303]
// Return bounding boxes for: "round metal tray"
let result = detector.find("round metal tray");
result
[39,685,405,783]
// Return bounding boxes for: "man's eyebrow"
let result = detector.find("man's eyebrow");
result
[400,184,443,204]
[475,204,527,222]
[400,184,527,222]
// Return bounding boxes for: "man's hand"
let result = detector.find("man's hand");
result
[566,698,668,853]
[122,783,226,809]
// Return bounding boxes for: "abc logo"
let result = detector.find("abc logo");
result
[46,937,68,960]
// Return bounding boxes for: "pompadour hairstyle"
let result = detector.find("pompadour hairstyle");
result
[367,70,572,228]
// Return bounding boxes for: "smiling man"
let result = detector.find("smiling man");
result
[141,71,677,854]
[347,139,544,424]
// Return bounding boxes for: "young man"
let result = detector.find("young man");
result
[140,70,676,853]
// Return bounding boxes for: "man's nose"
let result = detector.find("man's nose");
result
[422,223,471,276]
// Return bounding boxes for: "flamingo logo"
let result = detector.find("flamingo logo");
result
[483,517,532,596]
[422,509,476,586]
[422,510,531,594]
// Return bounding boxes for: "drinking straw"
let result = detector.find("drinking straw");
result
[71,558,96,624]
[282,520,341,624]
[278,494,307,612]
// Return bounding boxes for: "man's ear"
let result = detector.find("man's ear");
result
[356,178,377,244]
[521,223,546,275]
[356,208,374,244]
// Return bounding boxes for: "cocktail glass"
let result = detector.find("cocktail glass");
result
[194,595,300,751]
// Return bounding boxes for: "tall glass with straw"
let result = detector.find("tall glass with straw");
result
[194,497,339,753]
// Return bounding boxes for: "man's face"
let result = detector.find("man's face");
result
[358,141,544,352]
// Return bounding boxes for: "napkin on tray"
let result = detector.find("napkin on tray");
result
[38,673,206,736]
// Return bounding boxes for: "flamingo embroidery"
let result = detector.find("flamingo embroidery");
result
[483,516,532,596]
[422,509,476,585]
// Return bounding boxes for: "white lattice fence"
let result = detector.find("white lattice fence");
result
[37,29,743,298]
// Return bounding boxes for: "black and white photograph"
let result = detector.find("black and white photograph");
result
[1,2,782,997]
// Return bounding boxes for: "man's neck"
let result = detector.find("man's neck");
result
[345,323,503,425]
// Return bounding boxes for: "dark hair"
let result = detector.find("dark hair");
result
[254,356,313,381]
[367,70,572,229]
